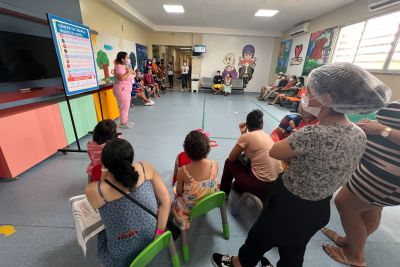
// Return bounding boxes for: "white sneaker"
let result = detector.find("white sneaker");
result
[144,102,153,106]
[119,123,133,129]
[126,121,135,125]
[150,99,155,104]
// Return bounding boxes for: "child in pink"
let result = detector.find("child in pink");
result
[113,52,134,128]
[87,119,118,182]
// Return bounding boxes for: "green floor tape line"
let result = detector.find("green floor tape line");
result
[251,100,280,122]
[202,98,206,130]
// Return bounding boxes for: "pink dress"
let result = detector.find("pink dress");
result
[86,141,105,176]
[113,64,133,124]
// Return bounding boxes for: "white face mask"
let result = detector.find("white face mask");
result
[301,95,322,117]
[126,58,131,66]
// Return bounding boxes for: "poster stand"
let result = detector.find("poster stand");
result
[47,13,101,154]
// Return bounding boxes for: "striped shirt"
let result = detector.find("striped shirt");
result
[347,101,400,206]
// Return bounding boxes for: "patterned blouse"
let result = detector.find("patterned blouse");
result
[283,123,367,201]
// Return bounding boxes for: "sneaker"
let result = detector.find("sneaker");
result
[126,121,135,126]
[149,99,155,104]
[119,123,133,129]
[211,253,233,267]
[144,102,152,106]
[260,257,274,267]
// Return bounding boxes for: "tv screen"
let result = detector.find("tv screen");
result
[0,31,61,83]
[193,45,206,53]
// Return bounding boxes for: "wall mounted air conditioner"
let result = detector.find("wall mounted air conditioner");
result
[369,0,400,11]
[289,22,310,37]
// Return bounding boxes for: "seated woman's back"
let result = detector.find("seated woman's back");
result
[86,139,169,267]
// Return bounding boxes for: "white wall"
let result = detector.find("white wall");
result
[285,34,310,77]
[201,34,275,92]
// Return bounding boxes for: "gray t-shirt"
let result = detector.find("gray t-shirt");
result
[283,123,367,201]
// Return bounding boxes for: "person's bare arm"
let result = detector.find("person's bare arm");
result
[147,163,170,232]
[228,144,244,162]
[357,120,400,146]
[269,139,296,161]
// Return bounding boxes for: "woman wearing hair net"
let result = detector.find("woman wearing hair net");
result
[211,63,391,267]
[322,93,398,265]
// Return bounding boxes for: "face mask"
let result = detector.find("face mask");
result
[126,58,131,66]
[301,95,322,117]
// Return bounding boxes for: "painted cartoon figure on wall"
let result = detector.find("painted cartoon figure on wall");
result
[238,44,256,88]
[222,53,238,79]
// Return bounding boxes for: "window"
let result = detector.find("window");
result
[332,22,365,63]
[332,11,400,72]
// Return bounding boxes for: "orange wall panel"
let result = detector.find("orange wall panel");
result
[0,103,68,178]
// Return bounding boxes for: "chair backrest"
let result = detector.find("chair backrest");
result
[190,191,226,221]
[296,87,306,98]
[232,79,244,89]
[129,231,172,267]
[201,77,213,88]
[91,163,102,182]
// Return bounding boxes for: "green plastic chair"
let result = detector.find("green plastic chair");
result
[181,191,230,262]
[130,231,181,267]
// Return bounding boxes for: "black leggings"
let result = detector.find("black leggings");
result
[168,75,173,87]
[238,178,331,267]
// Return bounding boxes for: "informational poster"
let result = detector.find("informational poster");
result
[136,43,148,74]
[47,13,98,96]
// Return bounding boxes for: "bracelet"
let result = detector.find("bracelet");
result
[155,229,164,235]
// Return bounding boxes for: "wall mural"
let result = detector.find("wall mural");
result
[290,44,303,65]
[302,27,338,76]
[92,32,119,84]
[222,53,238,79]
[136,43,148,74]
[238,44,256,88]
[275,39,292,74]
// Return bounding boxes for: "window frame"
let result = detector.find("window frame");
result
[331,10,400,74]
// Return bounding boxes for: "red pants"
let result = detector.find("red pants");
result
[220,158,276,201]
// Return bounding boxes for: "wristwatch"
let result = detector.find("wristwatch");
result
[380,127,392,138]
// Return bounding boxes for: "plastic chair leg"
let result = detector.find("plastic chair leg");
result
[220,203,230,239]
[181,230,190,262]
[168,238,181,267]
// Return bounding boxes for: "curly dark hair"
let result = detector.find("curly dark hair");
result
[183,130,210,161]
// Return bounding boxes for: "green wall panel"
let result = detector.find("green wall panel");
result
[59,94,98,145]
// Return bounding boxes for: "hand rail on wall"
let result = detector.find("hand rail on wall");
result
[0,7,48,25]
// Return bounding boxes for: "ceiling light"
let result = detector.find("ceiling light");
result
[163,5,184,13]
[255,9,279,17]
[179,47,192,50]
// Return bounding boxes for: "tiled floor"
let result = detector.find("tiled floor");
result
[0,92,399,267]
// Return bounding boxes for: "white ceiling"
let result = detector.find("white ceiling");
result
[104,0,355,36]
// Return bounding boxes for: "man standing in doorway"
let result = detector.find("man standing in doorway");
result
[181,61,189,91]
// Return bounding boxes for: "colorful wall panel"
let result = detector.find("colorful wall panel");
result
[58,94,98,145]
[0,103,68,179]
[93,87,120,122]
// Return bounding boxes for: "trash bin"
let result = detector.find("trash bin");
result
[191,73,200,93]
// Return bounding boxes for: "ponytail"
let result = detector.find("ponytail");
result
[101,139,139,190]
[112,160,139,190]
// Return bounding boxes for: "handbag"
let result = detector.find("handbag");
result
[238,153,251,168]
[104,179,181,240]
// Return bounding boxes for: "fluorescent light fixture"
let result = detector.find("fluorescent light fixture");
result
[163,5,184,13]
[255,9,279,17]
[179,47,192,50]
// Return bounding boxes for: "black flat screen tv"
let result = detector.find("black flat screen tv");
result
[0,31,61,83]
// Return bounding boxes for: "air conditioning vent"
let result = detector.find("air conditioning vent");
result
[369,0,400,11]
[289,22,310,37]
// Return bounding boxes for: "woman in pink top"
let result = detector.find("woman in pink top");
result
[220,109,282,200]
[113,52,134,129]
[87,119,118,182]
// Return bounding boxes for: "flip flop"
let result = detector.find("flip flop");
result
[322,244,366,267]
[321,227,344,247]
